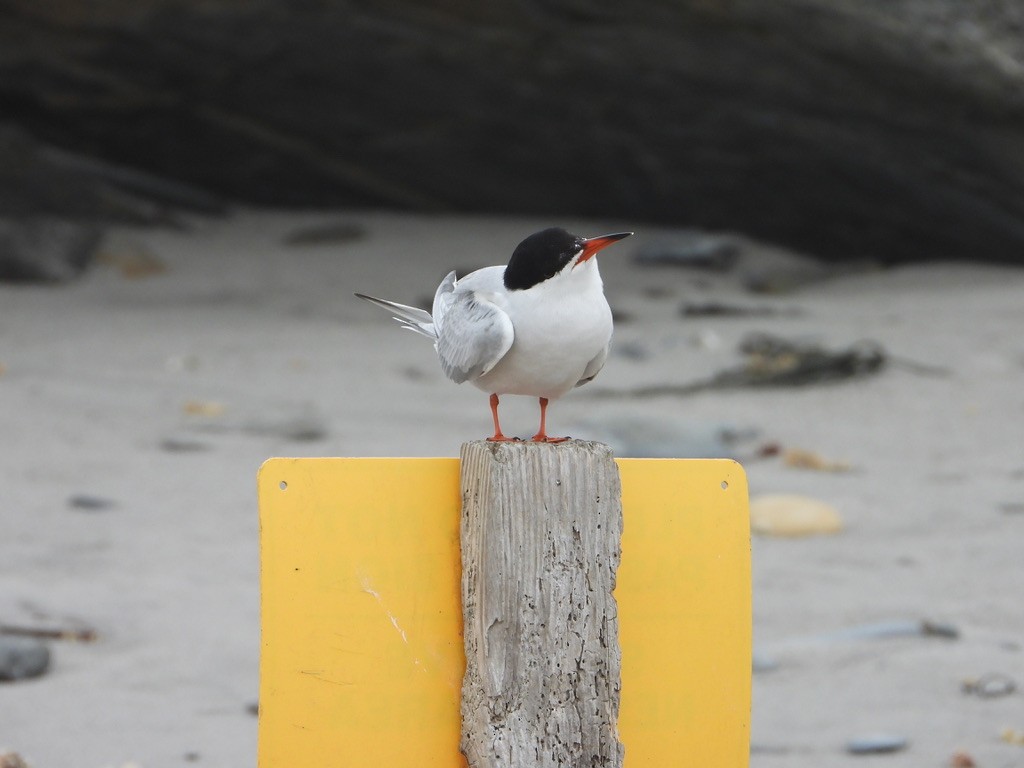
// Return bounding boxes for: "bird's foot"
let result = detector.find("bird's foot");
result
[486,434,522,442]
[530,434,571,444]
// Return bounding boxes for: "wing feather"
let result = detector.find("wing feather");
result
[358,268,513,385]
[431,270,457,334]
[435,286,513,384]
[576,345,609,387]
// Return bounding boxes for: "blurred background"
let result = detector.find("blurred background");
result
[2,1,1023,767]
[4,0,1024,270]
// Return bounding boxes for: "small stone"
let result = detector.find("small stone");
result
[68,494,116,511]
[183,400,225,417]
[0,636,51,681]
[640,285,676,300]
[228,414,329,442]
[612,340,650,361]
[825,619,958,643]
[95,242,167,278]
[962,673,1016,698]
[401,366,429,381]
[921,620,960,639]
[159,436,211,453]
[1000,727,1024,746]
[0,752,30,768]
[750,494,843,537]
[950,751,976,768]
[690,328,723,350]
[752,651,779,673]
[680,301,799,318]
[610,307,635,324]
[845,734,908,754]
[782,448,852,472]
[272,419,328,443]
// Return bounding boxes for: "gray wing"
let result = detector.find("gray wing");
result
[433,271,514,384]
[576,344,609,387]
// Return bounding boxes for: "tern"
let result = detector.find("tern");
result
[356,227,632,442]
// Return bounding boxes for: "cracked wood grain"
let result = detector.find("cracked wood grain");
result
[459,440,624,768]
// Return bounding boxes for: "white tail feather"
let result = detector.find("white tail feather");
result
[355,293,436,339]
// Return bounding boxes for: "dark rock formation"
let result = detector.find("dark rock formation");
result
[2,1,1024,264]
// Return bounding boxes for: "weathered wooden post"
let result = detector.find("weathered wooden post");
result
[459,440,624,768]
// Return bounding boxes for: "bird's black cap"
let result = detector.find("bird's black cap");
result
[503,227,585,291]
[504,228,632,291]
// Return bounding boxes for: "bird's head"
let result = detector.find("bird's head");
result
[503,227,632,291]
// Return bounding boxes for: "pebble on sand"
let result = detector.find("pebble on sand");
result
[750,494,843,537]
[68,494,116,511]
[782,447,852,472]
[0,752,30,768]
[1001,727,1024,746]
[0,636,51,681]
[95,242,167,278]
[961,673,1016,698]
[845,734,909,754]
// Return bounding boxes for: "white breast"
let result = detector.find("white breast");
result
[472,260,612,399]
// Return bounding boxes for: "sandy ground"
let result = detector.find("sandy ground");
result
[1,210,1023,767]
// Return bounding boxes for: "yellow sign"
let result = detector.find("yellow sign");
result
[258,457,750,766]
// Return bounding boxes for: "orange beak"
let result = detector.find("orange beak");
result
[576,231,633,266]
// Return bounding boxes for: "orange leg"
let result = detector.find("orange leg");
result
[485,393,519,442]
[531,397,570,443]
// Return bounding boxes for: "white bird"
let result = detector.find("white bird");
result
[356,227,632,442]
